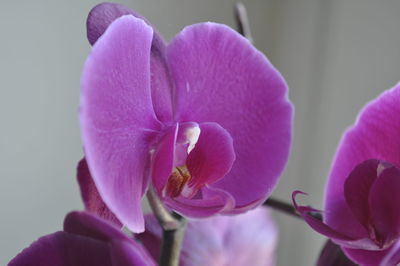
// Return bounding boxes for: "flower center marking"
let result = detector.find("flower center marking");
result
[165,165,192,198]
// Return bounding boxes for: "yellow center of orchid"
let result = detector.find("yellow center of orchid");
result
[165,165,192,198]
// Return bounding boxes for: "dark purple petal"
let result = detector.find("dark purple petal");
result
[87,3,173,122]
[317,240,357,266]
[167,22,292,209]
[77,158,121,227]
[87,3,140,45]
[343,247,394,266]
[292,191,379,250]
[325,83,400,237]
[9,211,155,266]
[369,166,400,247]
[186,122,235,191]
[110,240,156,266]
[80,15,162,232]
[64,211,129,242]
[8,231,111,266]
[65,211,155,266]
[343,159,380,232]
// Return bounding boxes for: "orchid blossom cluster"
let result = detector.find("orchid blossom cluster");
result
[7,2,400,266]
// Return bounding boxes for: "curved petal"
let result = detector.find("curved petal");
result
[317,240,357,266]
[325,83,400,236]
[135,215,162,261]
[65,212,155,265]
[8,211,156,266]
[63,211,129,243]
[8,232,111,266]
[150,124,178,194]
[369,166,400,247]
[380,240,400,266]
[186,122,235,190]
[87,3,173,122]
[80,15,162,232]
[343,246,394,266]
[164,186,235,218]
[87,3,143,45]
[292,191,379,250]
[167,22,292,209]
[343,159,380,232]
[110,240,156,266]
[76,158,121,227]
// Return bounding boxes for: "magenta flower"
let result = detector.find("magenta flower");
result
[294,83,400,265]
[80,3,292,232]
[137,207,278,266]
[8,211,155,266]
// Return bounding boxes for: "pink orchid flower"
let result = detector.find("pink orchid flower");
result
[80,3,292,232]
[294,83,400,265]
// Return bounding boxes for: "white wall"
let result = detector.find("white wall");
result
[1,0,400,265]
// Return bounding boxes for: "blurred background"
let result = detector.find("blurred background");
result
[1,0,400,265]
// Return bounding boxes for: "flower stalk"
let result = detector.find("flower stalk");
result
[235,2,253,43]
[147,186,186,266]
[264,197,301,218]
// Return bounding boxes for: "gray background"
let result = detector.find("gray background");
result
[1,0,400,265]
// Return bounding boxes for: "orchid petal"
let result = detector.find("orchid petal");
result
[369,166,400,246]
[87,3,173,122]
[8,212,155,266]
[151,124,178,194]
[379,240,400,266]
[325,83,400,237]
[167,22,292,209]
[135,215,162,261]
[164,186,235,217]
[110,240,156,266]
[343,159,380,232]
[80,15,162,232]
[77,158,121,227]
[317,240,357,266]
[8,232,111,266]
[87,3,142,45]
[292,191,379,250]
[186,122,235,189]
[63,212,128,242]
[343,247,394,266]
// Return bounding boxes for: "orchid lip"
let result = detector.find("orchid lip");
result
[151,122,236,200]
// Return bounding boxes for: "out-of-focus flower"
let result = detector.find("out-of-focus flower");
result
[7,211,155,266]
[294,83,400,265]
[137,207,278,266]
[80,3,292,232]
